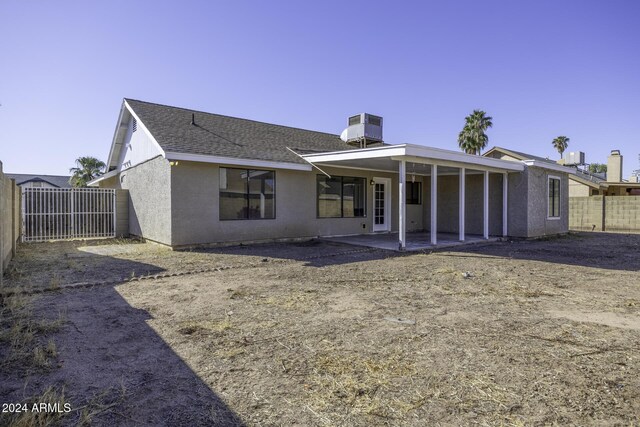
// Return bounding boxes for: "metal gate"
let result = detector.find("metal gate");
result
[22,188,116,242]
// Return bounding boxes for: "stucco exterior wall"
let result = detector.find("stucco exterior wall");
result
[422,173,504,236]
[170,162,402,246]
[569,180,592,197]
[525,167,569,237]
[119,156,172,245]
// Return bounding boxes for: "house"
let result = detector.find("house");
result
[7,174,72,189]
[565,150,640,197]
[90,99,573,249]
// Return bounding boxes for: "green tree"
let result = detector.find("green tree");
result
[552,136,570,159]
[69,156,106,187]
[458,110,493,155]
[588,163,607,174]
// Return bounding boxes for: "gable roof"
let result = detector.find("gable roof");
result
[122,99,354,166]
[6,174,71,188]
[484,146,559,164]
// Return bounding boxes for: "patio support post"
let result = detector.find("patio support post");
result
[503,172,508,237]
[459,167,465,241]
[431,164,438,245]
[399,159,406,251]
[483,170,490,239]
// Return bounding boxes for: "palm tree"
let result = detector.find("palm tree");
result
[458,110,493,155]
[552,136,570,159]
[69,156,106,187]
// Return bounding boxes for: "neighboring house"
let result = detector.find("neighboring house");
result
[6,174,72,189]
[565,150,640,197]
[90,99,573,249]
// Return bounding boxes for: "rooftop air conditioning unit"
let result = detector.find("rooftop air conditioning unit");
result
[340,113,383,148]
[564,151,585,166]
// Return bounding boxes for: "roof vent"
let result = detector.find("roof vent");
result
[132,118,137,133]
[340,113,383,148]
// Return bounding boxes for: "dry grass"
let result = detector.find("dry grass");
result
[0,294,64,372]
[307,351,417,421]
[4,386,69,427]
[178,317,232,335]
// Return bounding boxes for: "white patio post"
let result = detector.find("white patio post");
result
[431,164,438,245]
[503,172,508,237]
[459,167,465,241]
[399,159,406,250]
[483,170,490,239]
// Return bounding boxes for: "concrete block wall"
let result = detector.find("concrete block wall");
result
[0,161,20,279]
[569,196,604,231]
[605,196,640,232]
[569,196,640,233]
[115,189,129,237]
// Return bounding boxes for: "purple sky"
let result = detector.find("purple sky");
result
[1,1,639,177]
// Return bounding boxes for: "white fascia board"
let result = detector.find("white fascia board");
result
[403,144,525,171]
[522,160,575,174]
[106,102,128,168]
[164,152,312,171]
[301,145,408,163]
[123,100,166,160]
[87,169,119,187]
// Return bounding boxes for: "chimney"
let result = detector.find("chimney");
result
[607,150,623,182]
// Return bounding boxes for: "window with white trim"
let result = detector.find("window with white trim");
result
[548,176,561,218]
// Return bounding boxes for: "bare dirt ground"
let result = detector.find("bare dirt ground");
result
[1,232,639,426]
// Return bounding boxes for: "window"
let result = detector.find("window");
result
[219,168,275,220]
[548,177,561,218]
[317,175,366,218]
[406,181,422,204]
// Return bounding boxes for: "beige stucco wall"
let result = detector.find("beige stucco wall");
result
[422,173,504,236]
[118,156,172,245]
[169,162,406,246]
[524,167,569,237]
[569,180,592,197]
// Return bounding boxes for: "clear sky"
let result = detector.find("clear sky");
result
[1,1,638,177]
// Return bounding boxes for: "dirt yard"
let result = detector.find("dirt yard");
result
[1,233,639,426]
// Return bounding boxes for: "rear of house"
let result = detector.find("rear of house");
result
[91,99,572,249]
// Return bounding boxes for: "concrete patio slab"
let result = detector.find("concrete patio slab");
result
[321,232,498,251]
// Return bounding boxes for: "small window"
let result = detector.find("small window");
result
[317,175,366,218]
[548,177,561,218]
[219,167,275,220]
[406,181,422,204]
[32,182,43,188]
[132,118,137,132]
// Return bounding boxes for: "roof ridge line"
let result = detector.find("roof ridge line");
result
[123,98,342,139]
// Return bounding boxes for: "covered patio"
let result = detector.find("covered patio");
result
[302,144,524,251]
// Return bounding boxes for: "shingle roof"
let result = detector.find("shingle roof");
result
[485,146,560,165]
[6,174,72,188]
[125,99,353,165]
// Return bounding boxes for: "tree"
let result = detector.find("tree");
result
[552,136,570,159]
[588,163,607,174]
[458,110,493,155]
[69,156,106,187]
